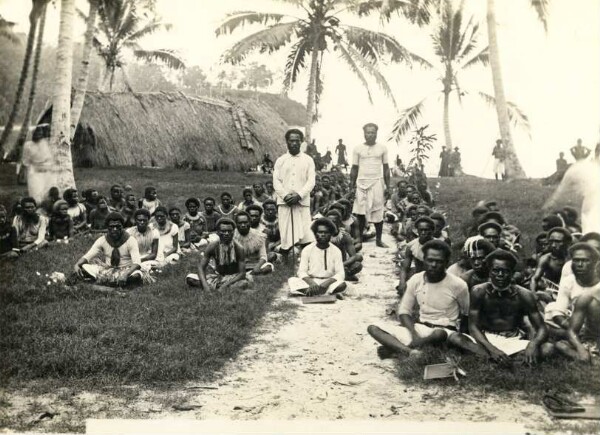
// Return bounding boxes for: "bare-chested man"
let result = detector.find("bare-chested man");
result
[461,239,495,290]
[530,227,572,297]
[469,249,551,364]
[397,216,435,295]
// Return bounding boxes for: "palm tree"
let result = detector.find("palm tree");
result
[0,0,48,156]
[84,0,185,91]
[51,0,77,193]
[217,0,431,143]
[486,0,549,178]
[390,1,530,152]
[71,0,98,139]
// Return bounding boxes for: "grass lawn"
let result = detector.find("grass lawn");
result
[0,165,292,389]
[391,176,600,398]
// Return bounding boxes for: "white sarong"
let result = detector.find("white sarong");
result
[352,178,385,223]
[278,205,314,250]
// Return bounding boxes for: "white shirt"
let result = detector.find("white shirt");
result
[83,235,141,267]
[126,226,159,256]
[273,152,316,207]
[545,274,600,320]
[398,271,469,328]
[152,222,179,258]
[352,143,389,180]
[297,242,344,282]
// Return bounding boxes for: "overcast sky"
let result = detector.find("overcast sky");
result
[1,0,598,178]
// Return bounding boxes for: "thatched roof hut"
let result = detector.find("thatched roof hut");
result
[61,92,294,170]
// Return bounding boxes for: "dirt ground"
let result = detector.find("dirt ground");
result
[0,233,595,434]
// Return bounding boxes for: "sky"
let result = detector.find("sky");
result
[1,0,599,178]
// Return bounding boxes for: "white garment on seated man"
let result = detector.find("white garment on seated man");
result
[288,241,346,295]
[126,226,160,271]
[154,221,180,264]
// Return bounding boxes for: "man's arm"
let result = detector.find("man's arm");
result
[383,163,390,197]
[549,277,573,329]
[397,247,412,293]
[565,293,593,361]
[119,239,142,284]
[272,157,289,200]
[222,243,247,288]
[397,281,420,345]
[468,287,510,363]
[349,165,359,190]
[342,234,360,267]
[198,243,216,291]
[522,290,548,364]
[529,255,546,291]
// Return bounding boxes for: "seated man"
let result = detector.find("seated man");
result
[63,188,87,233]
[73,212,146,287]
[546,242,600,343]
[478,221,502,248]
[107,184,125,211]
[264,180,276,201]
[238,187,259,211]
[152,206,180,264]
[252,182,269,203]
[121,193,138,228]
[169,207,191,251]
[397,216,436,295]
[261,199,281,256]
[461,239,495,290]
[368,240,480,358]
[185,217,249,291]
[288,218,347,297]
[216,192,240,218]
[200,197,222,235]
[530,227,572,297]
[234,211,273,276]
[0,205,19,259]
[245,204,264,230]
[430,212,451,246]
[88,196,111,233]
[184,197,208,248]
[12,197,48,252]
[47,200,74,241]
[332,199,362,252]
[469,249,551,364]
[126,208,160,270]
[326,209,363,282]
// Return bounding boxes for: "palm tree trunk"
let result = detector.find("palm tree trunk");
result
[0,8,39,156]
[15,3,47,157]
[70,0,98,139]
[486,0,525,178]
[51,0,77,193]
[305,44,319,145]
[443,89,453,149]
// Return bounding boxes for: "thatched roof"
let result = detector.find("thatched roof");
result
[67,92,292,170]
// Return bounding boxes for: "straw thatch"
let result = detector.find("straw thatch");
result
[61,92,294,170]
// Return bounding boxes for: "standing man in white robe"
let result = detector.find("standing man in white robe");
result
[273,129,316,262]
[350,123,391,248]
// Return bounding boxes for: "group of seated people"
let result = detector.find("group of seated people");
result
[368,179,599,364]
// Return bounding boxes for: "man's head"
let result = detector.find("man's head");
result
[363,123,378,145]
[20,197,37,218]
[577,138,582,146]
[479,211,505,226]
[535,231,548,254]
[169,207,182,225]
[203,197,215,213]
[285,128,304,156]
[415,216,435,244]
[337,199,352,219]
[234,211,251,236]
[496,139,502,146]
[569,242,600,282]
[430,212,446,235]
[125,193,136,208]
[321,175,331,189]
[542,214,563,232]
[325,209,343,234]
[415,205,432,219]
[486,249,519,289]
[478,222,502,247]
[265,180,274,193]
[484,200,499,212]
[144,186,157,201]
[185,197,200,215]
[105,212,126,241]
[559,152,565,158]
[153,206,168,226]
[547,227,572,257]
[97,196,109,210]
[134,208,151,232]
[63,188,79,206]
[311,217,336,246]
[219,192,232,207]
[253,183,265,196]
[110,184,123,201]
[53,200,69,217]
[338,139,343,144]
[471,206,489,221]
[581,232,600,253]
[409,191,421,204]
[246,204,263,228]
[422,240,452,281]
[242,188,254,202]
[216,217,236,244]
[263,199,277,219]
[468,239,495,275]
[396,180,408,196]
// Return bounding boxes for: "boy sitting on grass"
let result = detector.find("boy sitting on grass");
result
[186,217,249,291]
[88,196,111,233]
[47,200,74,241]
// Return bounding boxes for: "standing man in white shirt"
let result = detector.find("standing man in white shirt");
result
[350,123,391,248]
[273,129,316,262]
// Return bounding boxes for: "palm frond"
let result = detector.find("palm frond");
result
[343,25,434,68]
[133,48,185,69]
[355,0,433,26]
[124,20,168,42]
[216,11,288,36]
[220,22,298,65]
[477,91,531,137]
[461,46,489,69]
[282,39,308,91]
[335,42,374,105]
[342,41,398,108]
[531,0,550,31]
[390,97,428,142]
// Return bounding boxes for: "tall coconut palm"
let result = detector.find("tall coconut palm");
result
[51,0,77,193]
[71,0,98,139]
[217,0,432,143]
[486,0,549,178]
[0,0,48,156]
[84,0,184,91]
[390,1,530,152]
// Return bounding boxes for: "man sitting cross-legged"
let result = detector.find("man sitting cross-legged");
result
[368,240,482,359]
[233,211,274,276]
[185,217,250,291]
[288,217,347,297]
[74,212,147,287]
[468,249,552,364]
[325,209,363,282]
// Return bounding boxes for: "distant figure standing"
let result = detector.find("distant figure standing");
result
[261,153,273,174]
[350,123,390,248]
[322,150,332,170]
[335,139,348,170]
[449,147,462,176]
[306,139,318,159]
[438,146,450,177]
[556,152,568,177]
[570,138,591,161]
[492,139,506,181]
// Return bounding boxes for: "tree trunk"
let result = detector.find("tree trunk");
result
[305,44,319,145]
[486,0,526,178]
[443,89,453,149]
[0,8,38,156]
[50,0,77,193]
[70,0,98,139]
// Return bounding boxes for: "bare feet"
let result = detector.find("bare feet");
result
[376,240,389,248]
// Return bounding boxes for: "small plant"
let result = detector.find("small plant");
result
[408,125,437,172]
